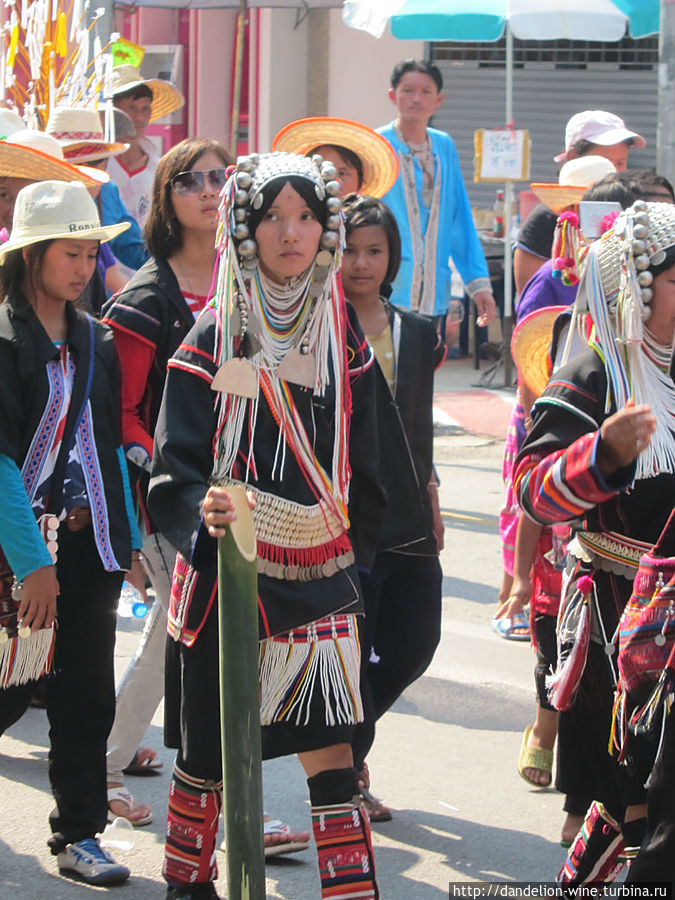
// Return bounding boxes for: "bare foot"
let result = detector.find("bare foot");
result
[107,782,152,825]
[562,813,584,845]
[263,814,310,852]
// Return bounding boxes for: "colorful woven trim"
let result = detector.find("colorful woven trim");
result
[311,800,378,899]
[259,613,362,726]
[163,763,221,888]
[217,478,354,580]
[571,530,652,577]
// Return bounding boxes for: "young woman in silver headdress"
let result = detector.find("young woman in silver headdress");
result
[148,152,385,900]
[514,200,675,880]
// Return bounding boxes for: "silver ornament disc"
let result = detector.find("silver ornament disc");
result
[211,359,258,399]
[655,633,667,647]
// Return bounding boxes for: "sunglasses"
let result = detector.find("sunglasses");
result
[171,168,227,195]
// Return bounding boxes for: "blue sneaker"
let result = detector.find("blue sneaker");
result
[57,838,130,885]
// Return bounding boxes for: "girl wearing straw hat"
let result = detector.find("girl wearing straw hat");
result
[0,180,145,885]
[148,151,385,899]
[272,116,399,200]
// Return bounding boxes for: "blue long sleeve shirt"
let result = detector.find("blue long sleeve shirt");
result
[98,181,149,272]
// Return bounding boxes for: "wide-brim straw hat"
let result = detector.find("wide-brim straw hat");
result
[272,116,399,198]
[511,305,564,397]
[0,131,104,189]
[111,65,184,124]
[46,107,128,164]
[531,156,616,215]
[0,180,129,264]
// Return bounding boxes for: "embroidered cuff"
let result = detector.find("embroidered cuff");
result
[465,277,493,299]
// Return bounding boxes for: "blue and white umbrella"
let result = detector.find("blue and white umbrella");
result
[343,0,657,42]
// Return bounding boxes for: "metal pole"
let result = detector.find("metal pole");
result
[657,0,675,187]
[217,484,265,900]
[230,0,247,158]
[502,21,514,387]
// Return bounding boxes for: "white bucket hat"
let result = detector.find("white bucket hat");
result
[46,107,128,163]
[0,130,109,187]
[0,180,129,263]
[530,156,616,214]
[111,65,184,123]
[0,108,24,140]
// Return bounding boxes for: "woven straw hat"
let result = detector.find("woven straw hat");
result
[511,305,563,396]
[0,131,106,189]
[46,107,128,163]
[272,117,399,198]
[111,65,184,124]
[0,180,129,263]
[531,156,616,215]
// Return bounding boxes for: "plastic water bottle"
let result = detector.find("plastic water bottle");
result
[100,816,135,852]
[117,581,148,619]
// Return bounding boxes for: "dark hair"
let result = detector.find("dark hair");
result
[308,144,364,191]
[342,193,401,291]
[248,175,327,237]
[114,84,154,105]
[569,137,634,160]
[144,137,233,260]
[390,59,442,92]
[582,172,638,208]
[650,244,675,279]
[0,240,55,301]
[625,169,675,204]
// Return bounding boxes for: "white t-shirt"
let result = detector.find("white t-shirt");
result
[107,136,160,230]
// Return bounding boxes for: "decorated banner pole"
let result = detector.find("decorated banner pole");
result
[216,483,265,900]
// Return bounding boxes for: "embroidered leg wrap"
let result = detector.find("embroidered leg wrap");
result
[308,767,379,900]
[163,762,222,888]
[557,801,625,885]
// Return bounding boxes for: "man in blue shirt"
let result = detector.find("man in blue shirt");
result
[378,59,496,333]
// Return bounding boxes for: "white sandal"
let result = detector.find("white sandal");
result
[263,819,310,858]
[107,786,152,827]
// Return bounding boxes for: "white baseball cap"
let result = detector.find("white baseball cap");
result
[555,110,646,162]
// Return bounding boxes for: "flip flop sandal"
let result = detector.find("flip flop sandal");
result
[107,786,152,827]
[263,819,310,858]
[122,747,163,776]
[517,726,553,787]
[491,612,531,642]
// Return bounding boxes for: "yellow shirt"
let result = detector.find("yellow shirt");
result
[367,323,395,395]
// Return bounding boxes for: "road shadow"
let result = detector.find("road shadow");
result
[393,676,534,732]
[442,575,498,605]
[370,808,563,887]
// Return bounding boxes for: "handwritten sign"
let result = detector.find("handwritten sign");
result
[474,129,530,182]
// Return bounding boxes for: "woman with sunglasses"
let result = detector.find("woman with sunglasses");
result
[102,137,232,827]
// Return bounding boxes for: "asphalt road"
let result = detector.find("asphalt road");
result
[0,424,570,899]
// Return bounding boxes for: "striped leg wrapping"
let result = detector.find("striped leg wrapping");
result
[557,801,624,885]
[163,764,222,887]
[311,801,379,899]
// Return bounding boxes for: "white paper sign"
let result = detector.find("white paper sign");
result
[476,129,530,182]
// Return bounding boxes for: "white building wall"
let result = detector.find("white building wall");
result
[257,9,310,152]
[325,10,423,129]
[255,8,423,149]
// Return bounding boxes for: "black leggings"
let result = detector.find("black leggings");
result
[352,552,442,771]
[0,525,122,853]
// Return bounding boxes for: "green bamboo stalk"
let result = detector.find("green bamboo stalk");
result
[217,483,265,900]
